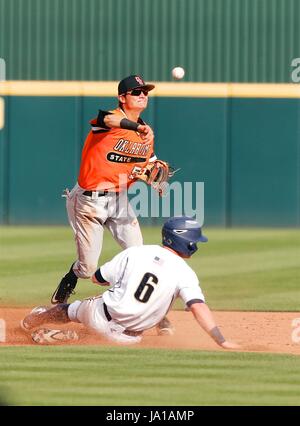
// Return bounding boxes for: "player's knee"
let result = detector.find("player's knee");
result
[134,236,143,247]
[123,238,143,249]
[124,232,143,248]
[134,233,143,247]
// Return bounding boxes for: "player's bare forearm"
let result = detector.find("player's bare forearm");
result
[190,303,240,350]
[190,303,217,333]
[104,114,124,128]
[104,115,154,143]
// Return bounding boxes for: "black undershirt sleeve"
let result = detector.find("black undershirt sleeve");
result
[94,268,108,284]
[186,299,204,308]
[96,110,112,129]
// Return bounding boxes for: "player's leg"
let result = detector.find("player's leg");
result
[51,218,104,304]
[22,301,83,331]
[51,186,107,304]
[69,298,141,344]
[21,304,71,331]
[105,191,143,248]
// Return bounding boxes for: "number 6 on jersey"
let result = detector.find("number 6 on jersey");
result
[134,273,158,303]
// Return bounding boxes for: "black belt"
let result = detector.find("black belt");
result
[103,302,112,321]
[83,190,110,197]
[103,302,142,337]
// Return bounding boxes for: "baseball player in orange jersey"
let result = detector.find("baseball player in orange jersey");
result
[51,75,173,335]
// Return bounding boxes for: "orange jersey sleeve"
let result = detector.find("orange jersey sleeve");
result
[78,109,154,191]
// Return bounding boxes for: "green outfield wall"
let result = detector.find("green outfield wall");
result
[0,83,299,227]
[0,0,300,82]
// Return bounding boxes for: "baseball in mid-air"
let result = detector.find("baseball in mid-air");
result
[172,67,185,80]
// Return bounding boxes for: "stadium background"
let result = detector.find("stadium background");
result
[1,0,300,407]
[0,0,300,227]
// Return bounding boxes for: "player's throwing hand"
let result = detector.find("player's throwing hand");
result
[138,124,154,143]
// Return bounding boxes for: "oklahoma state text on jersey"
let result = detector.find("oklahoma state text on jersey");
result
[78,108,155,191]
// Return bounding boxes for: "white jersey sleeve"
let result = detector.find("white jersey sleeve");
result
[100,249,130,285]
[178,267,205,307]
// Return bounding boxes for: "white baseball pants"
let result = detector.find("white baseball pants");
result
[68,298,142,344]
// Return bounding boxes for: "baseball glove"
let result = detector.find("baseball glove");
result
[134,160,178,195]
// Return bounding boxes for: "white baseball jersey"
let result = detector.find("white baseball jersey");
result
[101,245,205,331]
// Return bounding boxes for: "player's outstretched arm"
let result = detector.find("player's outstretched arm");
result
[190,302,240,350]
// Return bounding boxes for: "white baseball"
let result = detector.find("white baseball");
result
[172,67,185,80]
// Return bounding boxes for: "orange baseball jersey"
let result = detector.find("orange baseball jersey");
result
[78,108,156,191]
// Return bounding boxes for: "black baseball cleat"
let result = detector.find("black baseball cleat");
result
[51,264,78,305]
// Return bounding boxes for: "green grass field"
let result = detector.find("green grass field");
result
[1,226,300,406]
[1,346,300,406]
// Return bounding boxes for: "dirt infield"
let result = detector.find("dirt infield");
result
[1,307,300,355]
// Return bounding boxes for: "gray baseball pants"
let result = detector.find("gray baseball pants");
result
[65,183,143,279]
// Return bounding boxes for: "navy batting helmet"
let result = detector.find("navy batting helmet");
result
[162,216,208,257]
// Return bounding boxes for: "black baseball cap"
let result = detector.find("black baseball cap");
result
[118,75,155,95]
